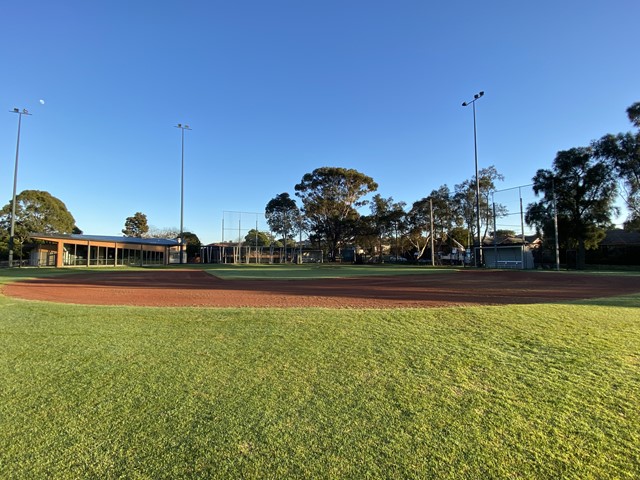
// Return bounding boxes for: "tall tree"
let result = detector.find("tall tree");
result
[454,166,505,246]
[147,226,180,239]
[627,102,640,128]
[182,231,202,259]
[407,185,459,260]
[0,190,78,259]
[525,147,618,269]
[364,194,406,260]
[122,212,149,237]
[244,229,272,247]
[294,167,378,259]
[592,101,640,228]
[265,193,301,259]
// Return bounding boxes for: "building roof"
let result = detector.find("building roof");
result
[482,234,541,246]
[31,233,179,246]
[600,229,640,246]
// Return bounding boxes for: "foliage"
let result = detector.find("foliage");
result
[494,229,517,238]
[244,229,272,246]
[627,101,640,128]
[360,194,406,259]
[182,231,202,258]
[592,101,640,228]
[122,212,149,237]
[448,226,470,249]
[265,193,300,249]
[0,190,77,259]
[453,166,506,245]
[526,148,618,269]
[147,226,180,239]
[407,185,460,260]
[295,167,378,259]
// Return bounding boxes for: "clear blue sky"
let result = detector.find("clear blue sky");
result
[2,1,638,244]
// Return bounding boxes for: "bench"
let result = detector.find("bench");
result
[496,260,522,269]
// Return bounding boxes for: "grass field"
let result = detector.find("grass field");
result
[205,263,456,280]
[1,266,639,479]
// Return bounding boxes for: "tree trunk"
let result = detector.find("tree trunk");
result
[577,237,586,270]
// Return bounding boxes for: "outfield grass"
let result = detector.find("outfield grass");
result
[205,263,454,280]
[1,267,639,478]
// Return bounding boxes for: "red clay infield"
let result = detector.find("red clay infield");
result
[3,269,640,308]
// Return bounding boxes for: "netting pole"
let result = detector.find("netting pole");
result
[520,187,525,269]
[255,219,258,264]
[237,218,241,263]
[493,196,498,268]
[429,198,435,267]
[552,180,560,270]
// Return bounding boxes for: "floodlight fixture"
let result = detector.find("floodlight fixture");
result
[175,123,192,264]
[461,91,485,267]
[8,107,32,267]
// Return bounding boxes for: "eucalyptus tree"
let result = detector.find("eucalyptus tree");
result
[0,189,78,259]
[526,147,618,269]
[453,166,505,246]
[244,229,272,247]
[294,167,378,259]
[265,193,301,261]
[122,212,149,237]
[362,194,406,260]
[407,185,463,260]
[592,101,640,229]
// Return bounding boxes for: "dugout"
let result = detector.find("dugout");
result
[483,245,535,269]
[29,233,181,267]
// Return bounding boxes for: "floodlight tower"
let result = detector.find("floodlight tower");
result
[175,123,191,264]
[8,108,31,267]
[462,91,484,267]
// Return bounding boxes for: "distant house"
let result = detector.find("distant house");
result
[586,229,640,266]
[29,233,181,267]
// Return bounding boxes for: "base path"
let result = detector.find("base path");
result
[4,269,640,308]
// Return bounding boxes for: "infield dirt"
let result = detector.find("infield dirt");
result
[4,269,639,308]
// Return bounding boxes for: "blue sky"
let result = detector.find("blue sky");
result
[1,1,638,244]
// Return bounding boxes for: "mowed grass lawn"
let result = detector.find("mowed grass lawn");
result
[205,263,456,280]
[1,266,639,479]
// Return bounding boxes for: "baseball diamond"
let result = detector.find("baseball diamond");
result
[4,269,640,308]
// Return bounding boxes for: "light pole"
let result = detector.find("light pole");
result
[175,123,191,264]
[552,177,560,271]
[8,108,31,267]
[462,91,484,267]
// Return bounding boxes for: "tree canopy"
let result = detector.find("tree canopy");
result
[294,167,378,259]
[265,193,300,246]
[407,185,460,260]
[525,147,618,269]
[0,190,78,258]
[182,231,202,259]
[592,101,640,229]
[122,212,149,237]
[361,194,406,260]
[454,165,505,247]
[244,229,272,247]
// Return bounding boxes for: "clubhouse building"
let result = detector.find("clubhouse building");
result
[29,234,181,267]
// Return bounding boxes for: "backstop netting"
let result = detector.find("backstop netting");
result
[199,210,321,264]
[221,211,269,245]
[485,184,539,269]
[490,184,537,239]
